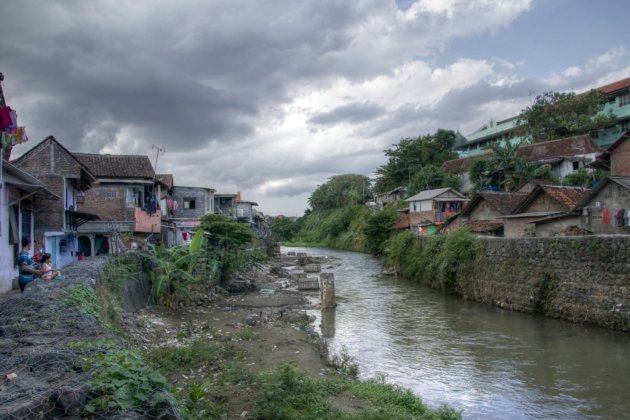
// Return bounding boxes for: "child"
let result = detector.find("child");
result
[18,238,42,292]
[40,253,61,281]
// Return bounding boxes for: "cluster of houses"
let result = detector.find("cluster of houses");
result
[0,136,265,293]
[382,76,630,239]
[389,129,630,238]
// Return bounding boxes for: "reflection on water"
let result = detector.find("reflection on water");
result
[285,246,630,420]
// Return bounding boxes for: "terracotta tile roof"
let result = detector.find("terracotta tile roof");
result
[393,214,410,230]
[156,174,174,189]
[540,185,592,211]
[444,134,603,173]
[74,153,155,179]
[515,185,592,213]
[461,191,527,216]
[479,191,529,214]
[597,77,630,94]
[515,134,602,161]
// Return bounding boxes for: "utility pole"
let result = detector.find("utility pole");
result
[152,145,165,180]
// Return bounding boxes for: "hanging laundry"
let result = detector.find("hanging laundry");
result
[613,208,625,227]
[182,231,188,241]
[601,207,611,225]
[0,106,12,129]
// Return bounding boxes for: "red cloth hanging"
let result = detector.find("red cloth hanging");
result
[601,208,611,225]
[182,231,188,240]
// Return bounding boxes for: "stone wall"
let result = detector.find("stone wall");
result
[458,236,630,331]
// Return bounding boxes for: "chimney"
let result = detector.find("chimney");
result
[236,191,241,202]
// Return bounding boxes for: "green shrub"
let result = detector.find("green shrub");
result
[85,349,178,415]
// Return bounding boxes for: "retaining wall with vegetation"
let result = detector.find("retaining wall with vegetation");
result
[459,236,630,331]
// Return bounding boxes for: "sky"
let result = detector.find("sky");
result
[1,0,629,216]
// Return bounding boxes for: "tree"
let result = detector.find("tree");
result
[408,164,460,195]
[374,129,459,192]
[562,168,607,188]
[362,207,399,255]
[469,159,499,192]
[199,214,254,285]
[269,216,300,242]
[469,141,556,192]
[309,174,371,210]
[144,230,205,311]
[516,90,616,142]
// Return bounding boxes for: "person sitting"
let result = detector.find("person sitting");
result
[40,253,61,281]
[18,238,42,293]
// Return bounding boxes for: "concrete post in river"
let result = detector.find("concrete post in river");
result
[320,307,336,337]
[320,272,335,308]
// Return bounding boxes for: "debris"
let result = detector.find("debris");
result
[5,372,17,381]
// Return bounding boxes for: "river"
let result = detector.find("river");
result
[284,246,630,419]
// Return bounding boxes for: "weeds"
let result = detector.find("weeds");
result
[84,349,179,416]
[328,345,359,378]
[64,284,102,322]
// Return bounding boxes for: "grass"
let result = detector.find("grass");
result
[256,362,461,420]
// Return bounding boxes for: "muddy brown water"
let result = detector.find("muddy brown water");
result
[284,246,630,420]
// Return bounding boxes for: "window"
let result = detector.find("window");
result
[573,161,580,170]
[21,208,32,242]
[619,92,630,107]
[184,198,196,209]
[101,191,118,199]
[126,187,144,208]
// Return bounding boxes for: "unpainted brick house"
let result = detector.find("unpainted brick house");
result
[74,153,162,255]
[11,136,98,268]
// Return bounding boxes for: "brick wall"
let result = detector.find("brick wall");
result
[457,236,630,331]
[611,139,630,176]
[79,185,127,221]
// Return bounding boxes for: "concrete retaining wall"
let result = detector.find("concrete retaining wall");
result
[459,236,630,331]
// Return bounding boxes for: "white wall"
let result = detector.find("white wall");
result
[0,184,17,293]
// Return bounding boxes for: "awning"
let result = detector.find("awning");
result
[66,210,100,228]
[6,180,60,204]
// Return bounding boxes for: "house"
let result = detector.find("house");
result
[500,185,592,237]
[405,188,469,236]
[214,192,237,217]
[374,186,407,209]
[590,130,630,176]
[445,191,528,236]
[514,134,602,180]
[236,200,259,225]
[156,173,176,220]
[74,153,162,255]
[167,185,215,245]
[455,77,630,157]
[441,154,489,193]
[0,160,58,292]
[574,176,630,235]
[11,136,98,268]
[442,134,602,194]
[592,78,630,147]
[456,116,524,158]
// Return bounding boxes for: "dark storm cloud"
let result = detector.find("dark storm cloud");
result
[309,102,386,125]
[0,1,377,152]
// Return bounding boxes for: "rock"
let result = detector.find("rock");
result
[50,386,87,416]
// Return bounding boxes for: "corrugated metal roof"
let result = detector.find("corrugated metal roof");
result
[405,187,466,202]
[74,153,155,179]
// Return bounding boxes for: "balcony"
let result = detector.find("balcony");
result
[135,207,162,233]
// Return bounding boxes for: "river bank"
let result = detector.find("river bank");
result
[0,252,460,419]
